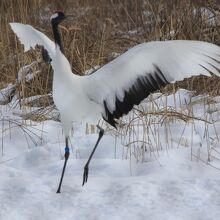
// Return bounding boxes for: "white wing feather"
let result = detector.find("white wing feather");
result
[9,22,73,79]
[86,40,220,112]
[9,23,55,58]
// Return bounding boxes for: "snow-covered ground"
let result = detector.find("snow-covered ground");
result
[0,89,220,220]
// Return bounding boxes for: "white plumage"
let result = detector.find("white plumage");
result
[10,22,220,132]
[9,12,220,191]
[86,40,220,109]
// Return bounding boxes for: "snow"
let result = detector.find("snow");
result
[16,61,39,83]
[1,89,220,220]
[193,7,217,26]
[0,84,16,105]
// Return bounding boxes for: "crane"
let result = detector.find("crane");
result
[10,11,220,193]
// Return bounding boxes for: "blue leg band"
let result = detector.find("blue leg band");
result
[65,146,70,153]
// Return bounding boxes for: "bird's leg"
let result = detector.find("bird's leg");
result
[82,125,104,186]
[57,136,70,193]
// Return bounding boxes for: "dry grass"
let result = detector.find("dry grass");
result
[1,0,220,99]
[1,0,220,167]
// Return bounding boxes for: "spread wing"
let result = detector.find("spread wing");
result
[85,40,220,127]
[10,22,73,77]
[10,23,55,59]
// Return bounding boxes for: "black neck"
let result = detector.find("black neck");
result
[52,22,63,53]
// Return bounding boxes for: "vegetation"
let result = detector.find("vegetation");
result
[1,0,220,99]
[1,0,220,167]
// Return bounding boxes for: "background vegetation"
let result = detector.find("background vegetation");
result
[1,0,220,100]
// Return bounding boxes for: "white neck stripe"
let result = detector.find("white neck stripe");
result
[50,13,59,21]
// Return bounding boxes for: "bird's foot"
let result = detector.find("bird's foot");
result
[82,164,89,186]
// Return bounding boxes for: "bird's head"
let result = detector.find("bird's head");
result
[50,11,73,52]
[50,11,66,25]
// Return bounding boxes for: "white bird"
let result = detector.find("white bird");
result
[10,11,220,193]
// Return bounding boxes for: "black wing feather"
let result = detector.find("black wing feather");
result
[102,65,169,127]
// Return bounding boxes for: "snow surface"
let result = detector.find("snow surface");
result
[0,89,220,220]
[0,84,16,105]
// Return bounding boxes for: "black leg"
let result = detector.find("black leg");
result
[57,137,70,193]
[82,125,104,186]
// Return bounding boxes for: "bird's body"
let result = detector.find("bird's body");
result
[9,12,220,192]
[53,40,220,131]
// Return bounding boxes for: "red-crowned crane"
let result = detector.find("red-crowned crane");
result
[10,11,220,193]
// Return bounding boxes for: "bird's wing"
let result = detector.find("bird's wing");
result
[85,40,220,127]
[9,23,55,59]
[10,22,73,77]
